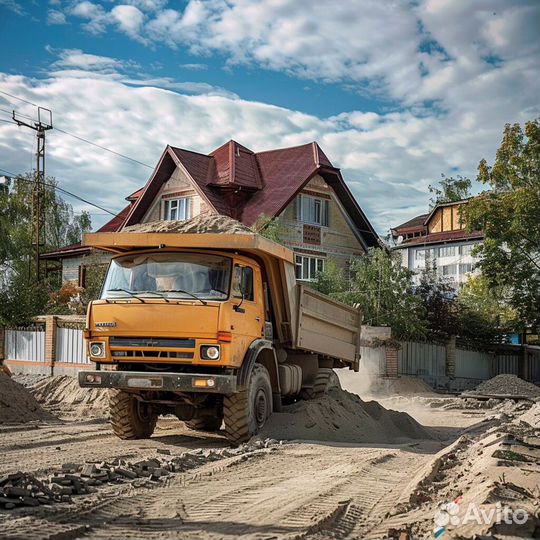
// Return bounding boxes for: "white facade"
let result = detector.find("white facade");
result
[395,239,482,286]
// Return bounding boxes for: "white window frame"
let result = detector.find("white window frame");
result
[297,194,329,227]
[295,254,325,281]
[164,197,192,221]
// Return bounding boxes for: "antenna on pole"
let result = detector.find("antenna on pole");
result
[12,106,53,281]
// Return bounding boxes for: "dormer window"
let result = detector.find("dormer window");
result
[164,197,192,221]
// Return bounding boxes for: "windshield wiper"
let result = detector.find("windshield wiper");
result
[135,291,170,303]
[107,288,146,303]
[162,289,207,306]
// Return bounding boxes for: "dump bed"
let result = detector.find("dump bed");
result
[84,231,361,367]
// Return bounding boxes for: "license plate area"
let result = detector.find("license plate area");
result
[126,377,163,388]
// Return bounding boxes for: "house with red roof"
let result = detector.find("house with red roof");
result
[391,199,484,286]
[43,140,380,285]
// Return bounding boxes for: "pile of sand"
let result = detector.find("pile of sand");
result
[124,214,252,234]
[469,374,540,398]
[0,373,56,424]
[14,375,108,419]
[259,388,435,443]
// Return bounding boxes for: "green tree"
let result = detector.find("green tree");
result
[312,259,348,296]
[0,173,91,325]
[462,119,540,330]
[251,214,286,244]
[429,174,472,207]
[313,249,426,339]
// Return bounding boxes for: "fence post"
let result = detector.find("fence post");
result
[385,344,398,378]
[0,327,4,361]
[446,336,456,378]
[45,316,58,376]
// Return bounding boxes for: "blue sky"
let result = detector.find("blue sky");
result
[0,0,538,233]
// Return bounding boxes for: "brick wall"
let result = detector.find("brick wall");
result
[385,345,398,378]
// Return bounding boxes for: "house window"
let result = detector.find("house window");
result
[415,249,426,260]
[295,255,325,281]
[459,263,473,274]
[459,244,474,256]
[297,194,329,226]
[442,264,457,276]
[438,246,455,257]
[164,197,192,221]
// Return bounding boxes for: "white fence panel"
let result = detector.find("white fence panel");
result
[359,346,385,375]
[455,348,492,380]
[56,327,89,364]
[5,329,46,362]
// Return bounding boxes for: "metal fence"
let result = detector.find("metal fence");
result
[56,326,89,364]
[398,341,446,387]
[454,348,492,380]
[5,328,46,363]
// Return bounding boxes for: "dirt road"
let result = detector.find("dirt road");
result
[1,377,538,540]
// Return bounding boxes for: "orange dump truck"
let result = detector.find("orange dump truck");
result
[79,230,361,444]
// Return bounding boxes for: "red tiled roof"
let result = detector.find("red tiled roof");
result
[398,229,483,247]
[123,140,380,247]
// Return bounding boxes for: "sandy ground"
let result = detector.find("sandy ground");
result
[1,374,539,540]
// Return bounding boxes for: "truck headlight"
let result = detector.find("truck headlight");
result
[89,341,106,358]
[200,345,220,360]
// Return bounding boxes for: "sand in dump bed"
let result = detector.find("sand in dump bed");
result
[469,373,540,398]
[0,373,56,424]
[14,374,108,419]
[259,388,435,443]
[124,214,252,234]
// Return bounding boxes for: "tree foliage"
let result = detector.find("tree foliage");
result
[462,119,540,329]
[312,250,427,340]
[428,174,472,207]
[0,173,91,325]
[251,214,287,244]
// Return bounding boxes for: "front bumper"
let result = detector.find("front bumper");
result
[78,370,237,394]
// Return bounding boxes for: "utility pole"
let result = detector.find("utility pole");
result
[12,107,53,281]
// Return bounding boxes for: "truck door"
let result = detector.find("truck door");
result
[230,264,265,358]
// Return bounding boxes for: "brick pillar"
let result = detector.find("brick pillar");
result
[385,345,398,378]
[44,316,58,375]
[0,327,5,361]
[446,336,456,378]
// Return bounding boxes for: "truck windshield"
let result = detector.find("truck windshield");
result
[102,253,231,301]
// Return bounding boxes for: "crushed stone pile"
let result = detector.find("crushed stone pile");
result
[0,373,56,424]
[14,374,108,419]
[259,388,435,443]
[124,214,252,234]
[468,374,540,398]
[0,439,277,510]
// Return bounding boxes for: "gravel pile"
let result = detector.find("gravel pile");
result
[0,439,278,510]
[123,214,252,234]
[0,373,56,424]
[469,374,540,398]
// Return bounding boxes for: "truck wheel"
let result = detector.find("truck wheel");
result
[224,363,273,445]
[184,416,223,432]
[109,390,157,440]
[300,368,341,400]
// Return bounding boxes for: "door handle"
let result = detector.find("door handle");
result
[255,316,261,321]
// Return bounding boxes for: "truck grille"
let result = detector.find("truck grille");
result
[109,337,195,348]
[111,350,194,359]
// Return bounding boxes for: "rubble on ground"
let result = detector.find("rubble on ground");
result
[0,438,280,510]
[467,374,540,399]
[123,214,252,234]
[0,373,56,424]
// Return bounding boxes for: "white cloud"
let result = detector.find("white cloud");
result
[47,9,67,25]
[111,5,146,42]
[70,1,108,34]
[1,61,536,234]
[52,49,125,72]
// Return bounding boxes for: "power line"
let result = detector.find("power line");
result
[0,166,122,217]
[0,89,38,107]
[54,127,154,169]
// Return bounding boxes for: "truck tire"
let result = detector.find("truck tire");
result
[300,368,341,400]
[223,363,273,445]
[109,389,157,440]
[184,416,223,432]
